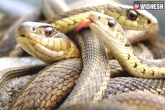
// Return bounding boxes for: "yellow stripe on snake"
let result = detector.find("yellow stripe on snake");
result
[10,3,165,110]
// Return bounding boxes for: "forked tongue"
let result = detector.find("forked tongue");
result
[75,19,93,33]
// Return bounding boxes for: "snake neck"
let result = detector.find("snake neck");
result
[109,39,165,78]
[60,29,111,108]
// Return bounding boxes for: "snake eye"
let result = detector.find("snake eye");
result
[44,27,54,37]
[108,19,116,28]
[127,10,138,21]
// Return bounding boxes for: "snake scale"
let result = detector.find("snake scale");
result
[1,0,165,110]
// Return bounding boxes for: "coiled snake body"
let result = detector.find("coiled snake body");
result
[10,3,165,110]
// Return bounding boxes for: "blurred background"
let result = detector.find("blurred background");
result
[0,0,164,35]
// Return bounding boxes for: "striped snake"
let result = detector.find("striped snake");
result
[84,12,165,78]
[9,3,165,110]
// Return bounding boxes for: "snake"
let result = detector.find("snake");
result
[8,2,165,110]
[84,12,165,78]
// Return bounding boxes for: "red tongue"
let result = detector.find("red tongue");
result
[75,19,93,33]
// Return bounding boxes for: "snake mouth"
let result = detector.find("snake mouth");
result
[76,19,93,33]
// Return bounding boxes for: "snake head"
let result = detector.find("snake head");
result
[116,4,158,30]
[16,22,80,64]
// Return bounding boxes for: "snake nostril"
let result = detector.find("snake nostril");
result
[20,34,25,37]
[147,19,151,24]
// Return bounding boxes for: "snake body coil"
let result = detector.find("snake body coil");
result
[60,29,110,107]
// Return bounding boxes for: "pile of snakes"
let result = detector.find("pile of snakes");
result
[0,0,165,110]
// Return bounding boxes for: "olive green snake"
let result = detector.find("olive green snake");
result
[9,3,165,110]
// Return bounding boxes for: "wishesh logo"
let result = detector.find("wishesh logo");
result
[134,1,164,10]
